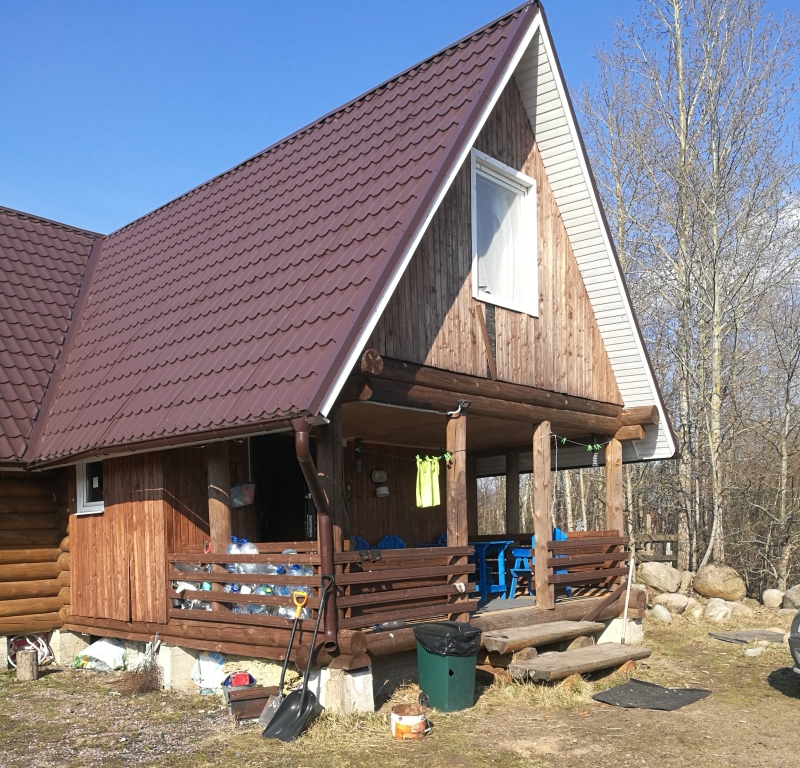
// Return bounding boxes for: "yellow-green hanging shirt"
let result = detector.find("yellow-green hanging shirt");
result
[416,455,441,508]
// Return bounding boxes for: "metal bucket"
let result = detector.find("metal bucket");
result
[390,703,428,740]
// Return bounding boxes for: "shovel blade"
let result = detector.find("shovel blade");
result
[258,694,282,726]
[261,690,318,742]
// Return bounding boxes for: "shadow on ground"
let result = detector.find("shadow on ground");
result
[767,666,800,699]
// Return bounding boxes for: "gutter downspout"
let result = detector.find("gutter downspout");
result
[293,418,338,652]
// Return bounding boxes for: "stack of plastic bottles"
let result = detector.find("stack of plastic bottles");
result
[171,562,213,610]
[222,538,313,618]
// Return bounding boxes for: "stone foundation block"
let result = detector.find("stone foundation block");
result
[50,629,89,667]
[157,644,199,691]
[597,618,644,645]
[307,667,375,713]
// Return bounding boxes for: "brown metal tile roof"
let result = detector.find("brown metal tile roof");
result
[31,3,538,465]
[0,207,100,463]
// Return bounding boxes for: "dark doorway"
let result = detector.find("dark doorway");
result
[250,434,315,542]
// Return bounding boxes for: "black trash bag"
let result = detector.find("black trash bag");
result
[413,621,482,657]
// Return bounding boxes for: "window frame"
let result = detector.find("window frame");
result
[470,148,538,317]
[76,460,104,516]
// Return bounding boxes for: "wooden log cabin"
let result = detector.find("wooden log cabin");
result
[4,2,676,668]
[0,206,100,641]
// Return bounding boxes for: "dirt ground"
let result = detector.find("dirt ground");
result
[1,608,798,768]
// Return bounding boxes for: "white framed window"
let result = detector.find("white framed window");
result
[471,149,538,316]
[76,460,104,515]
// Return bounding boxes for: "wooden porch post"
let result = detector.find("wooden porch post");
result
[533,421,554,609]
[316,403,345,551]
[446,411,469,622]
[466,451,478,538]
[207,441,231,612]
[605,438,624,535]
[505,449,520,535]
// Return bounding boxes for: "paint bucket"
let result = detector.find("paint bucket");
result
[390,703,428,740]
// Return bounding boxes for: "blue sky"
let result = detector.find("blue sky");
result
[0,1,795,233]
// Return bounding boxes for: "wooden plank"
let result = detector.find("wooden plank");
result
[549,567,629,586]
[471,590,645,632]
[509,643,651,682]
[482,621,605,654]
[333,547,471,564]
[339,600,479,630]
[533,421,554,609]
[169,589,322,609]
[0,529,62,547]
[168,570,323,586]
[446,411,469,622]
[548,537,628,552]
[338,582,476,609]
[172,552,321,565]
[546,552,628,568]
[581,581,628,622]
[336,563,474,586]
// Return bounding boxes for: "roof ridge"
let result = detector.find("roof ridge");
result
[0,205,103,238]
[108,1,536,239]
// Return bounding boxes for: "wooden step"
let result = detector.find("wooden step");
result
[509,643,651,682]
[482,620,604,654]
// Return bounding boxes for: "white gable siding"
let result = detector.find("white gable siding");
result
[505,23,675,465]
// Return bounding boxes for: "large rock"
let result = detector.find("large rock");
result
[762,589,785,609]
[637,562,682,593]
[684,598,704,619]
[654,593,689,614]
[651,604,673,623]
[693,564,746,601]
[704,597,733,622]
[728,601,755,618]
[782,585,800,609]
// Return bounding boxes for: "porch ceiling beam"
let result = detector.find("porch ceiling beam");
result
[359,352,622,418]
[359,379,658,436]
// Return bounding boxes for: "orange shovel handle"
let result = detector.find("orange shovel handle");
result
[293,590,308,619]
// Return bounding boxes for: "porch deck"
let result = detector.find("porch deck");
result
[64,530,640,667]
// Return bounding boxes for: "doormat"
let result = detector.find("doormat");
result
[592,679,711,711]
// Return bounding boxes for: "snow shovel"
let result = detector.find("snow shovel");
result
[262,575,333,742]
[259,590,308,726]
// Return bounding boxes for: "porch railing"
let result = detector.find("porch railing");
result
[166,542,323,631]
[547,530,630,592]
[333,546,477,629]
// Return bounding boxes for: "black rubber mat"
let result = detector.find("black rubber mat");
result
[592,679,711,710]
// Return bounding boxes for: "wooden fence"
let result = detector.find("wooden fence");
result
[166,541,323,632]
[333,546,476,629]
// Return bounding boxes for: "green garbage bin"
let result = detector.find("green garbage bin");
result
[413,621,482,712]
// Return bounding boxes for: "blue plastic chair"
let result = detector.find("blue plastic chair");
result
[377,535,406,550]
[436,532,448,546]
[507,528,570,599]
[351,535,370,551]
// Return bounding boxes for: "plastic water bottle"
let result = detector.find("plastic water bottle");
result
[226,537,240,573]
[238,540,259,575]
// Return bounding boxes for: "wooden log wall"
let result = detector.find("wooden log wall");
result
[71,441,256,628]
[367,77,621,405]
[0,470,71,635]
[342,441,447,548]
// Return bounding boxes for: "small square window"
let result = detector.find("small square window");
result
[471,149,538,316]
[77,460,104,515]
